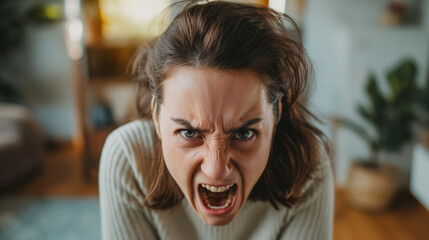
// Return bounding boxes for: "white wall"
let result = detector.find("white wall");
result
[410,145,429,210]
[25,22,78,140]
[21,0,79,141]
[304,0,429,187]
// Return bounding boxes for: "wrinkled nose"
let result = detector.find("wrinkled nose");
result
[200,144,233,181]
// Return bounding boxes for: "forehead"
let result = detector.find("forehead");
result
[161,67,271,126]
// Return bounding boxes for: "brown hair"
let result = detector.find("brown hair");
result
[130,0,327,210]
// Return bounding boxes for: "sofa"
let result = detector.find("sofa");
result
[0,104,43,190]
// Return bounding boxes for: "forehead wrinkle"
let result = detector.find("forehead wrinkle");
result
[163,66,271,134]
[220,88,266,132]
[166,83,216,131]
[185,75,228,130]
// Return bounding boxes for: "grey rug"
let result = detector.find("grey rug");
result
[0,197,100,240]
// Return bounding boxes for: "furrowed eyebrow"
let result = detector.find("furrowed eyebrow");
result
[171,118,210,133]
[225,118,263,134]
[170,117,263,134]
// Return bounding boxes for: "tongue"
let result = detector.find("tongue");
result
[207,191,229,206]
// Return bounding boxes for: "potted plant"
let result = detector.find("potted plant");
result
[337,58,418,211]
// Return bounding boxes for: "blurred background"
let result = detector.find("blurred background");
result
[0,0,428,239]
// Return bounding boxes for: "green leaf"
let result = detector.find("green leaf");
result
[338,118,371,144]
[387,59,418,99]
[365,74,386,119]
[342,58,420,154]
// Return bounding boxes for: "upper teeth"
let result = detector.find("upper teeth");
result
[201,183,234,193]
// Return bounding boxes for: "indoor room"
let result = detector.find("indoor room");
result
[1,0,428,239]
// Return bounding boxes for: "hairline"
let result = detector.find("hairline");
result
[158,64,275,105]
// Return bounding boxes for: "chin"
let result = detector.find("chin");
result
[201,214,237,226]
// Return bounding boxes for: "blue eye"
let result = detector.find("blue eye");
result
[180,129,199,139]
[234,129,255,140]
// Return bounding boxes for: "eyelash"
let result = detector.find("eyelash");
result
[174,128,259,141]
[175,129,201,139]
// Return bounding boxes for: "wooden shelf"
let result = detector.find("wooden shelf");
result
[85,43,137,79]
[81,42,138,182]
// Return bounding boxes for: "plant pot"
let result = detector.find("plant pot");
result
[346,161,399,211]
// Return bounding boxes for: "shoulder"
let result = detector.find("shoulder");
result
[314,146,333,184]
[294,146,334,210]
[304,146,332,189]
[100,119,157,193]
[277,146,334,239]
[105,119,156,162]
[108,119,156,146]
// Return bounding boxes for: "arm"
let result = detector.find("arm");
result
[279,152,335,240]
[99,131,158,240]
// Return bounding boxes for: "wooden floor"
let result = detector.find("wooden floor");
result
[7,145,98,197]
[334,189,429,240]
[4,146,429,239]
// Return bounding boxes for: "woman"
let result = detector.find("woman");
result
[99,1,334,239]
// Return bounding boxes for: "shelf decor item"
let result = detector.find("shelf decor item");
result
[338,58,418,211]
[25,3,64,24]
[380,1,407,26]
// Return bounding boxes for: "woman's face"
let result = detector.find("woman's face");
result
[154,67,276,226]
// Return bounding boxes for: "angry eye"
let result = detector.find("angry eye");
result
[233,129,256,140]
[179,129,200,139]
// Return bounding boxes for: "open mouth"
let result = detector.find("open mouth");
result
[198,183,237,210]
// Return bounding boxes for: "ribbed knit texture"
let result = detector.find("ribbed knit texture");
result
[99,120,334,240]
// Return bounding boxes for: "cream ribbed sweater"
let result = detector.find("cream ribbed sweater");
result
[99,120,334,240]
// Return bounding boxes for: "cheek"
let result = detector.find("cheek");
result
[162,139,187,176]
[235,128,274,190]
[238,147,270,176]
[161,138,201,188]
[159,122,184,171]
[235,137,272,183]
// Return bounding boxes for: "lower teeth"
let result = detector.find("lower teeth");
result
[206,199,232,210]
[202,187,235,210]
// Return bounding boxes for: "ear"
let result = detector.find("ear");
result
[151,96,162,139]
[277,97,283,122]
